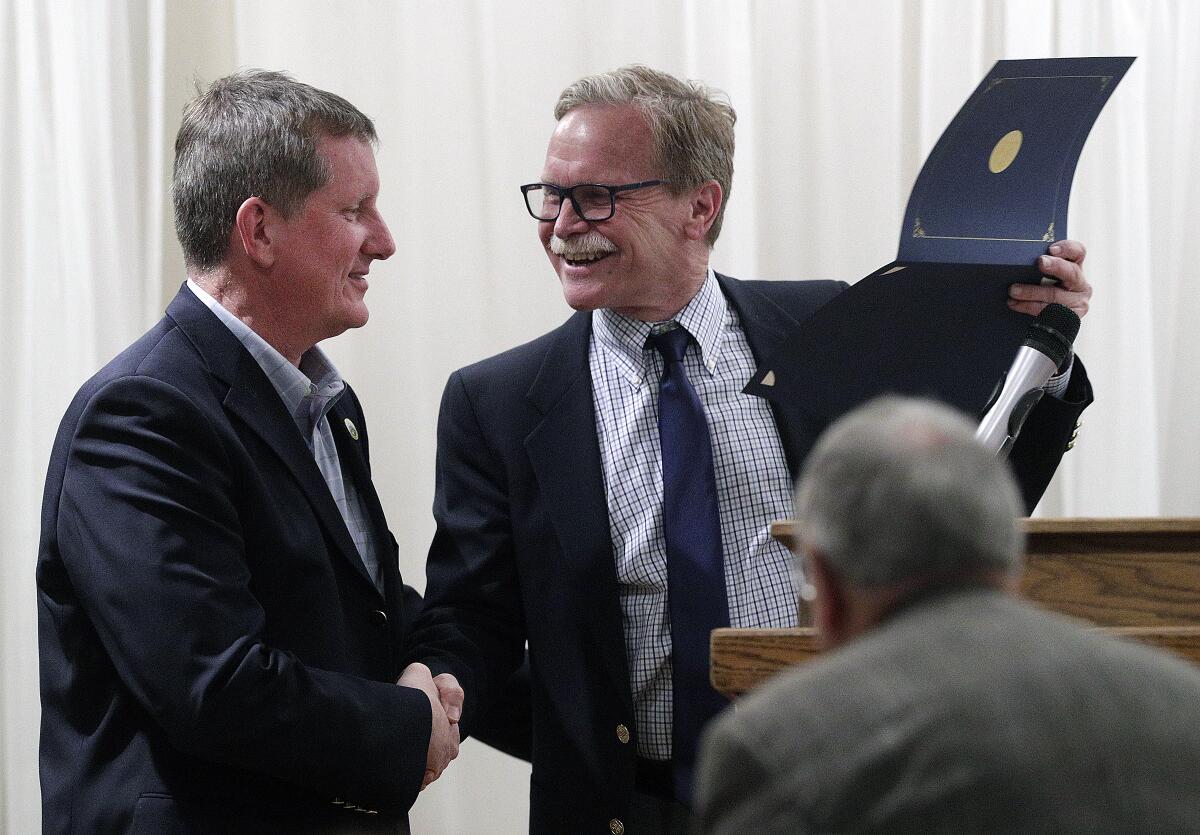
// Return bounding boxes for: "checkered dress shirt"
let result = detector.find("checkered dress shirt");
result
[589,270,799,760]
[187,280,383,590]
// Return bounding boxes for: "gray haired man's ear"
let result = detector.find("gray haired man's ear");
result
[799,545,847,651]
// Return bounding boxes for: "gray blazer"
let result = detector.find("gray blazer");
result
[695,589,1200,833]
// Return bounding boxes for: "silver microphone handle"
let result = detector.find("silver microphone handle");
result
[975,346,1059,456]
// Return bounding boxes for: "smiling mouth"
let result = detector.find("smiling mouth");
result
[563,252,613,267]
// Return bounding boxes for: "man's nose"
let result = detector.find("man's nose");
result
[552,197,589,239]
[367,213,397,261]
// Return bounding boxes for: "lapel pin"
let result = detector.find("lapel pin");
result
[761,370,776,387]
[344,417,359,440]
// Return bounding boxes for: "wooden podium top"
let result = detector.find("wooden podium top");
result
[774,516,1200,626]
[712,518,1200,697]
[769,517,1200,550]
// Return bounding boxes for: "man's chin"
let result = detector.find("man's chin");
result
[339,305,370,331]
[559,283,607,312]
[558,269,619,310]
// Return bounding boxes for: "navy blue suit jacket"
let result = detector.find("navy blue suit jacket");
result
[417,274,1092,833]
[38,286,432,833]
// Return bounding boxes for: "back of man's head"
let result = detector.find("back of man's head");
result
[172,69,377,272]
[795,396,1024,592]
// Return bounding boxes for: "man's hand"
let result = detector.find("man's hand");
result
[397,662,460,790]
[433,673,464,725]
[1008,239,1092,319]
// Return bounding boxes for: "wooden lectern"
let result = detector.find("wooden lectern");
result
[711,518,1200,698]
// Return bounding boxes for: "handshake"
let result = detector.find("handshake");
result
[397,663,464,789]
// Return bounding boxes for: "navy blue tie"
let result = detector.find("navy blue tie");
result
[649,326,730,802]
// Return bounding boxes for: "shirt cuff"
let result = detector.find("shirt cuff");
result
[1044,352,1074,398]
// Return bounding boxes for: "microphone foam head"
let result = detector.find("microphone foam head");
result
[1036,302,1081,344]
[1025,303,1081,368]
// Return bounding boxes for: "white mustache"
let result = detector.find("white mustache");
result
[550,232,617,259]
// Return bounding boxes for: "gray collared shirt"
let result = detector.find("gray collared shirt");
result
[187,279,383,591]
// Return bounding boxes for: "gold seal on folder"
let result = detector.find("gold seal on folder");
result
[988,130,1023,173]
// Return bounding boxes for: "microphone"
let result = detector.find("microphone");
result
[976,303,1081,457]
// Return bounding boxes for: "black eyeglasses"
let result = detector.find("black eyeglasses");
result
[519,180,670,222]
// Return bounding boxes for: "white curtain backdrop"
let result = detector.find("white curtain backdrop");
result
[3,1,1197,831]
[1,1,165,832]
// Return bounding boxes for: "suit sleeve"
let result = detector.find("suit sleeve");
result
[408,370,527,736]
[1008,356,1094,513]
[465,657,533,761]
[55,375,431,812]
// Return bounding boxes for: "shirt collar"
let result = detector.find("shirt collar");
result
[593,267,726,385]
[186,279,345,439]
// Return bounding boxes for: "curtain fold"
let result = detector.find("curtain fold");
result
[3,1,1196,830]
[1,1,165,832]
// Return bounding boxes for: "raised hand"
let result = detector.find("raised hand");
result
[1008,239,1092,319]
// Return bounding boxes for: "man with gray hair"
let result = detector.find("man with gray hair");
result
[694,397,1200,833]
[416,65,1093,831]
[38,70,460,832]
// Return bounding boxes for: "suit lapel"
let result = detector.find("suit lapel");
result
[330,396,395,602]
[716,272,799,360]
[523,312,633,707]
[166,287,378,592]
[716,273,813,479]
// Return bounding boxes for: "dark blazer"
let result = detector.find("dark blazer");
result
[416,274,1092,833]
[695,589,1200,833]
[38,286,432,834]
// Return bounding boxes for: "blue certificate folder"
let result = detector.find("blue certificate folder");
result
[745,57,1133,428]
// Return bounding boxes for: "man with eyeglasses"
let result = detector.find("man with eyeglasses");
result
[415,65,1093,833]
